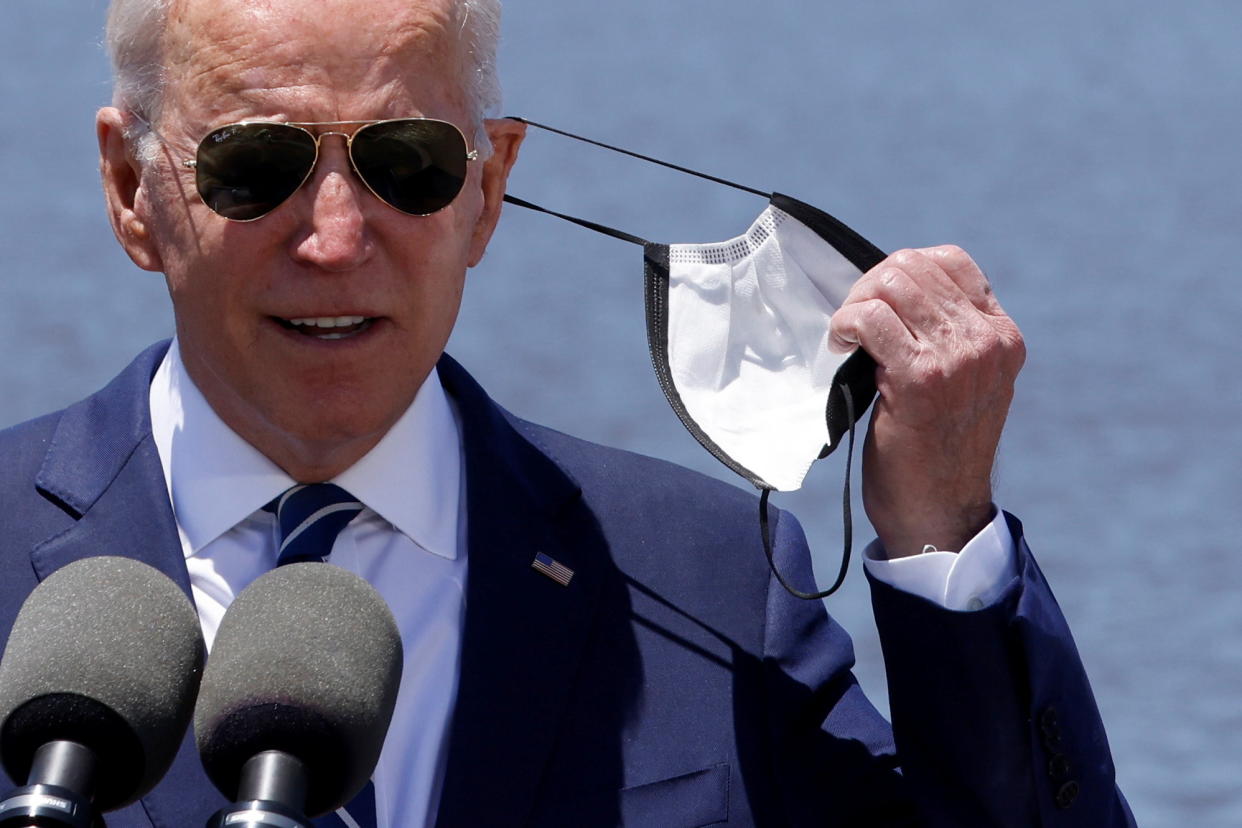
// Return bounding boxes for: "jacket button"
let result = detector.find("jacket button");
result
[1055,780,1080,809]
[1048,753,1072,779]
[1040,707,1062,748]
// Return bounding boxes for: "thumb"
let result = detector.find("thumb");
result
[828,308,861,355]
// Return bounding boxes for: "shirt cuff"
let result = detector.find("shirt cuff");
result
[862,509,1017,611]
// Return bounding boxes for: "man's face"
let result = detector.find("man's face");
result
[99,0,522,480]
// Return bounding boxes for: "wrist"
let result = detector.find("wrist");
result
[872,501,997,560]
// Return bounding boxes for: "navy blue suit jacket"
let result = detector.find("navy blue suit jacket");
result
[0,343,1133,826]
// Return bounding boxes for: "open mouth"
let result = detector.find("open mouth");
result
[274,315,377,340]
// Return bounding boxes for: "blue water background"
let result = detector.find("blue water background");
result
[3,2,1240,824]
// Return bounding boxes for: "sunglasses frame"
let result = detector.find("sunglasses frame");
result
[180,117,481,222]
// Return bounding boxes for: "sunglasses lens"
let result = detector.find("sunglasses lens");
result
[195,123,317,221]
[351,119,469,215]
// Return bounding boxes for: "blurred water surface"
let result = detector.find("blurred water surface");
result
[3,2,1240,825]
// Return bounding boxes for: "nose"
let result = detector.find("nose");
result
[290,135,374,271]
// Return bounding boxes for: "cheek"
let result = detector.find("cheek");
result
[394,194,484,288]
[452,161,488,217]
[167,274,242,359]
[160,237,264,355]
[451,187,486,252]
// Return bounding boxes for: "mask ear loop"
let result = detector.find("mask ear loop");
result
[502,194,651,246]
[509,117,769,198]
[759,385,857,600]
[506,116,864,601]
[501,116,767,243]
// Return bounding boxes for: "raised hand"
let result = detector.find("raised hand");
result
[829,245,1026,559]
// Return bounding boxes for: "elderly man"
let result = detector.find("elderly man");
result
[0,0,1133,825]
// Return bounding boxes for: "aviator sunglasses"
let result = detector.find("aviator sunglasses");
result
[179,118,480,221]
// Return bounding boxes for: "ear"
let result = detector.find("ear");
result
[97,107,164,272]
[467,117,526,267]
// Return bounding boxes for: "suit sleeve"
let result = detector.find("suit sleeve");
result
[868,511,1136,827]
[760,504,920,826]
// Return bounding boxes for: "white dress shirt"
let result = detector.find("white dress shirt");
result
[148,338,1016,826]
[149,340,466,828]
[863,513,1018,611]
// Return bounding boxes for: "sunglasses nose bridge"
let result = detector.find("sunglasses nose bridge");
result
[295,131,379,232]
[308,130,365,183]
[316,130,353,142]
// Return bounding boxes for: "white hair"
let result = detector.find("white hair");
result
[105,0,502,152]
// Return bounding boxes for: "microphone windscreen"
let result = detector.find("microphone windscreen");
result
[194,563,402,817]
[0,556,206,810]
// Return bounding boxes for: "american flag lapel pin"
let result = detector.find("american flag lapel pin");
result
[531,552,574,586]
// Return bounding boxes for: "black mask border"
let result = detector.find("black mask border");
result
[643,192,883,490]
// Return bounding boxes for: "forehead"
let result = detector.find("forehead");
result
[162,0,468,122]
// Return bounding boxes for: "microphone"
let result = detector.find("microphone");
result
[0,557,206,826]
[195,563,402,827]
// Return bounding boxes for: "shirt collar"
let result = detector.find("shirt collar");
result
[149,339,461,561]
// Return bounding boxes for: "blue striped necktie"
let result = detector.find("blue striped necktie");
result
[271,484,379,828]
[273,483,365,566]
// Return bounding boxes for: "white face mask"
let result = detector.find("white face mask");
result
[506,119,885,599]
[645,192,881,493]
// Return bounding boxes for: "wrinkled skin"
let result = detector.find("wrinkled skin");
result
[830,245,1026,559]
[97,0,525,482]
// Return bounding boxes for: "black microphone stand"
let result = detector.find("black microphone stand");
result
[0,740,103,827]
[206,751,313,828]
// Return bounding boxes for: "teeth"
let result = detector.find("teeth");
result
[288,316,367,328]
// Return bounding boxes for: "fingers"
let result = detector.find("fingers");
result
[829,297,918,367]
[912,244,1005,315]
[828,245,1006,358]
[828,245,1024,558]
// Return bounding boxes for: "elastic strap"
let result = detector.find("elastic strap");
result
[760,385,857,600]
[508,115,863,599]
[509,117,770,198]
[502,194,649,247]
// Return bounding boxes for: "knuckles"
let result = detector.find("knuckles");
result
[895,313,1025,400]
[928,243,971,263]
[888,248,931,270]
[886,244,973,272]
[837,241,1025,390]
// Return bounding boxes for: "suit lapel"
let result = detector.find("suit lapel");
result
[29,341,224,825]
[434,357,606,828]
[30,342,188,592]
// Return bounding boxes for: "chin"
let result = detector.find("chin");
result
[282,402,394,446]
[241,384,398,469]
[267,418,391,481]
